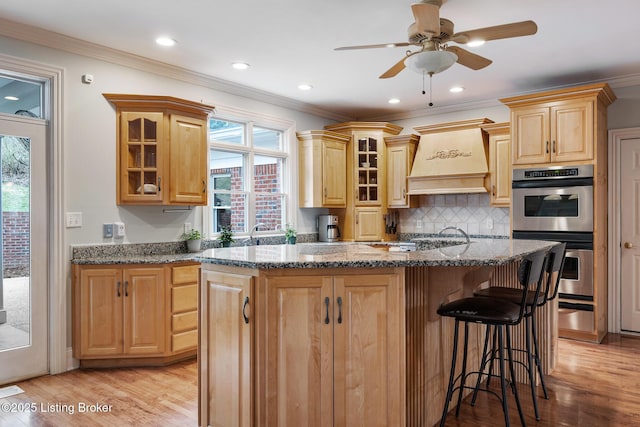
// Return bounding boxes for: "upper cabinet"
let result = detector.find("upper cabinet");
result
[501,83,616,166]
[104,94,215,206]
[297,130,350,208]
[385,134,419,208]
[482,122,511,207]
[323,122,402,242]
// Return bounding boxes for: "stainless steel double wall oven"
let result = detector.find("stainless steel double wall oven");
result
[512,165,595,333]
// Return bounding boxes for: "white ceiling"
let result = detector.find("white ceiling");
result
[1,0,638,120]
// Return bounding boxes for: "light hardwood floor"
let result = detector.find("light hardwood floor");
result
[1,334,640,426]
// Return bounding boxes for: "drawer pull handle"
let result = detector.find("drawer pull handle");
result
[117,281,121,297]
[546,141,549,154]
[157,177,161,192]
[202,179,206,193]
[242,296,250,324]
[124,280,129,297]
[337,297,343,324]
[324,297,330,324]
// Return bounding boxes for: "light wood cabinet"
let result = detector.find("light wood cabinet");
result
[297,130,350,208]
[385,134,419,208]
[323,122,403,241]
[262,269,405,427]
[72,262,199,367]
[74,265,166,359]
[104,94,214,206]
[199,269,253,427]
[501,84,615,166]
[170,264,199,353]
[483,122,511,207]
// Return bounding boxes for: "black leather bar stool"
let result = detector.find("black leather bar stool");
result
[437,249,548,427]
[472,243,566,420]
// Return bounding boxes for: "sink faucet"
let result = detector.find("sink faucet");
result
[243,222,266,246]
[438,226,470,245]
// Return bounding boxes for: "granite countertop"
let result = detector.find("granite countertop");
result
[195,238,558,269]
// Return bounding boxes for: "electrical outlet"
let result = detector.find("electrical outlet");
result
[486,218,494,229]
[114,222,125,238]
[65,212,82,228]
[416,220,423,229]
[103,223,113,238]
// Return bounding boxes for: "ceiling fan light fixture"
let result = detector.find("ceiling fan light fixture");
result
[404,50,458,75]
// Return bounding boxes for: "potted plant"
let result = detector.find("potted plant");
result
[218,226,234,247]
[284,223,297,244]
[182,228,202,253]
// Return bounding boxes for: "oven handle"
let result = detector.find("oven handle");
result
[512,177,593,189]
[559,301,594,311]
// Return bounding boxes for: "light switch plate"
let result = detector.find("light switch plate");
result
[65,212,82,228]
[103,223,113,238]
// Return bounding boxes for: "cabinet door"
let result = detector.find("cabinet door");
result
[169,114,208,205]
[200,271,253,427]
[489,133,511,207]
[78,267,123,357]
[333,273,405,427]
[355,137,381,206]
[354,207,381,241]
[387,144,409,208]
[118,112,164,204]
[512,107,550,165]
[551,100,593,162]
[123,267,166,355]
[264,275,334,427]
[322,139,347,206]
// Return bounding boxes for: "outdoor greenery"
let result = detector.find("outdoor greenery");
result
[2,136,30,212]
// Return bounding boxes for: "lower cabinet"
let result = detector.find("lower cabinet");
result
[354,207,383,241]
[72,262,198,366]
[198,265,405,427]
[199,269,253,427]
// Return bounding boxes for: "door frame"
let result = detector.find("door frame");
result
[0,54,66,374]
[608,127,640,334]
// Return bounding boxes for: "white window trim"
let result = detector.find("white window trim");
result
[204,103,297,239]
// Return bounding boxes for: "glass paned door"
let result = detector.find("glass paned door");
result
[0,114,47,384]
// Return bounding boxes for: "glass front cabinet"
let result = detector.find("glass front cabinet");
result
[104,94,214,206]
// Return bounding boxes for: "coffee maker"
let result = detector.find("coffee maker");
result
[318,214,340,242]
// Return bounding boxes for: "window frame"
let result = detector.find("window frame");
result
[205,105,296,240]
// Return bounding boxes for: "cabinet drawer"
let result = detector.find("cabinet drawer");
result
[172,311,197,333]
[172,284,197,313]
[172,264,199,285]
[172,329,197,352]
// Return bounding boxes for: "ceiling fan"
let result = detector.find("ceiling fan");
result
[335,0,537,79]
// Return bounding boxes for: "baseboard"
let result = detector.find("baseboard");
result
[66,347,79,371]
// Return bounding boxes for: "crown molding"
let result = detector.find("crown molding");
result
[0,17,353,123]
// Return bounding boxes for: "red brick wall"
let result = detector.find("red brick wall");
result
[2,211,29,276]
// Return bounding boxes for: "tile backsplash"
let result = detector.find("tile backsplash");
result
[398,193,510,237]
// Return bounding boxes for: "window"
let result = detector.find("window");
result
[207,111,292,238]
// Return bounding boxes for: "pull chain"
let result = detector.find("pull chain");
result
[422,72,426,95]
[428,72,434,107]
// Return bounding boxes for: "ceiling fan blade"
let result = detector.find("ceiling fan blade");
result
[451,20,538,44]
[335,42,410,51]
[446,46,492,70]
[411,3,441,36]
[379,56,407,79]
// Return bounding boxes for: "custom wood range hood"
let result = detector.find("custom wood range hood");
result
[408,118,493,195]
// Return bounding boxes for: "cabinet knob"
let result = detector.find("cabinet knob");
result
[625,242,634,249]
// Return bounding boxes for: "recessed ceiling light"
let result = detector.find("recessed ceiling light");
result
[4,95,19,101]
[449,86,464,93]
[232,62,250,70]
[298,83,313,91]
[155,37,176,47]
[467,40,485,47]
[388,98,400,104]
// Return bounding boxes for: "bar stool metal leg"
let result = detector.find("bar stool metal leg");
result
[440,319,460,427]
[506,325,526,427]
[524,316,541,420]
[531,313,549,399]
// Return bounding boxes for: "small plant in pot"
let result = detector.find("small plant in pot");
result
[218,226,234,247]
[182,228,202,253]
[284,223,297,245]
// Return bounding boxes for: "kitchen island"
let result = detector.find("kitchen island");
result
[195,238,558,427]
